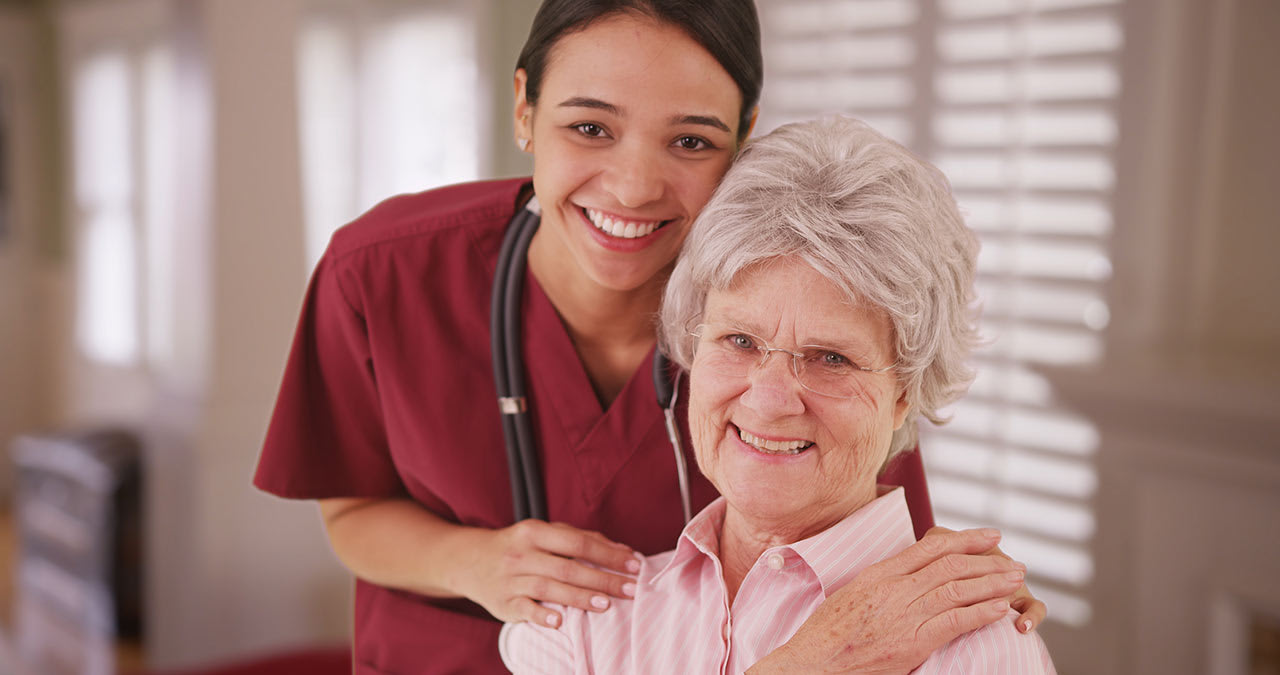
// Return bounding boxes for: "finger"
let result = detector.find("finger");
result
[915,551,1026,588]
[539,523,641,574]
[505,596,563,629]
[515,574,624,614]
[913,568,1026,618]
[1010,594,1047,633]
[525,551,638,599]
[875,528,1003,576]
[917,598,1011,647]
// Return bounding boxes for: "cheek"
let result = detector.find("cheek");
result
[687,367,737,471]
[675,157,735,213]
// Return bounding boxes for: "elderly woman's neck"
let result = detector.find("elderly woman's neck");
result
[718,507,856,604]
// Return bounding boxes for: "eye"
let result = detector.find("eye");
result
[726,333,757,351]
[571,122,608,138]
[673,135,712,151]
[807,349,856,371]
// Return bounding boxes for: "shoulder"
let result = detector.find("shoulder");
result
[327,177,530,258]
[500,612,581,674]
[915,612,1056,674]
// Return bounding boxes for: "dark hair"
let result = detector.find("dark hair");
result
[516,0,762,141]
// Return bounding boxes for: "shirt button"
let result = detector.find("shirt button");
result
[766,553,785,570]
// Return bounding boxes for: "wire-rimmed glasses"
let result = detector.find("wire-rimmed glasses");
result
[690,323,895,399]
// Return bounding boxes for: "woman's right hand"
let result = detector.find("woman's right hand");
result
[455,519,644,629]
[748,527,1028,674]
[318,498,641,630]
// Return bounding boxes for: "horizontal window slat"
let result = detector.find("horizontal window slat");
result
[976,239,1113,281]
[773,75,916,109]
[920,433,1099,498]
[772,34,916,72]
[934,108,1118,147]
[941,0,1119,20]
[935,62,1120,103]
[770,0,919,34]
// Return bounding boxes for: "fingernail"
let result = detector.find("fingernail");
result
[1022,619,1034,633]
[621,582,636,597]
[991,599,1010,612]
[1013,561,1027,571]
[545,613,560,627]
[626,558,641,574]
[1005,571,1025,582]
[980,528,1000,539]
[590,595,609,609]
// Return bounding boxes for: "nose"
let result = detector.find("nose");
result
[602,143,666,208]
[740,350,806,419]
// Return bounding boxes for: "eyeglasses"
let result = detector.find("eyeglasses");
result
[690,323,895,399]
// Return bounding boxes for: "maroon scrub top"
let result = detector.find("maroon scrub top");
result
[254,177,933,674]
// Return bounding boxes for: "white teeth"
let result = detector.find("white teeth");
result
[737,428,813,455]
[585,208,661,239]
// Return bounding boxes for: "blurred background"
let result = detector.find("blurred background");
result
[0,0,1276,673]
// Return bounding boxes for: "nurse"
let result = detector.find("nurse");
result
[254,1,1043,672]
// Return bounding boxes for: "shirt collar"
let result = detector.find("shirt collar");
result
[787,487,916,597]
[649,497,728,584]
[649,488,916,598]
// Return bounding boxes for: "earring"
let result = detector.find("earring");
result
[517,137,530,152]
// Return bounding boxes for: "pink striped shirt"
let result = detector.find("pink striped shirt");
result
[500,488,1055,674]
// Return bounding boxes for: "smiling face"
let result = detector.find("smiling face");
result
[688,258,911,537]
[515,12,744,295]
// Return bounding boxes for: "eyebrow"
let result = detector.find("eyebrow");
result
[556,97,732,134]
[671,114,731,133]
[557,96,619,115]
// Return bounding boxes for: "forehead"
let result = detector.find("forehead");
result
[539,13,742,121]
[704,260,892,347]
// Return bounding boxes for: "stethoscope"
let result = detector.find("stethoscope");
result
[491,195,693,525]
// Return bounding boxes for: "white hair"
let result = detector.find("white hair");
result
[659,115,981,460]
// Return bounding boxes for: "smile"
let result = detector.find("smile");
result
[583,207,666,239]
[736,426,814,456]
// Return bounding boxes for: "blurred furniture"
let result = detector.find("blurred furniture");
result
[9,429,143,675]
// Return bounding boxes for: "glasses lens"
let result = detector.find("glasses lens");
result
[794,348,861,398]
[696,326,761,376]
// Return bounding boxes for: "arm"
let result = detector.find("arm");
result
[748,528,1029,675]
[318,497,643,627]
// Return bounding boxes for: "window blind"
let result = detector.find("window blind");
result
[757,0,1123,627]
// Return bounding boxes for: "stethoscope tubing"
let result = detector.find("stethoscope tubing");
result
[492,197,546,522]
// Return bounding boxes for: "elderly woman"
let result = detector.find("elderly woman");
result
[500,116,1055,673]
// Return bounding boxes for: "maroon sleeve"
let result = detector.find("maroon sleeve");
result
[880,445,934,540]
[253,249,405,499]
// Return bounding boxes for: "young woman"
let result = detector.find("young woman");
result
[254,2,1043,672]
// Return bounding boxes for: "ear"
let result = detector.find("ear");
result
[513,69,533,146]
[891,385,911,431]
[741,106,760,145]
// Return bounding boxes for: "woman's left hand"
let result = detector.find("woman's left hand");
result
[926,525,1046,633]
